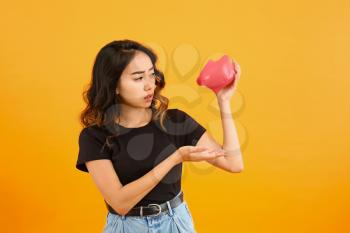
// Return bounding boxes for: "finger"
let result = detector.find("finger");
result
[215,150,225,154]
[211,153,225,159]
[213,150,226,156]
[195,146,209,151]
[215,154,226,159]
[207,149,218,154]
[201,151,224,160]
[233,62,240,74]
[192,148,213,155]
[236,64,241,76]
[190,146,208,152]
[204,149,223,158]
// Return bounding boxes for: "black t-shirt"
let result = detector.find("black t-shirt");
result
[76,108,206,207]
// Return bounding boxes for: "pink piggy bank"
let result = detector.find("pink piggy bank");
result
[196,55,237,94]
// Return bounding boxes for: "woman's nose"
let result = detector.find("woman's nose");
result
[144,75,155,89]
[145,83,155,91]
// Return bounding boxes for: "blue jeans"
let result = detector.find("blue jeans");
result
[102,192,196,233]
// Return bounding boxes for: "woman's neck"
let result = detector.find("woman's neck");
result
[116,106,152,128]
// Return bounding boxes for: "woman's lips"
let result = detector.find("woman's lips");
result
[144,94,153,101]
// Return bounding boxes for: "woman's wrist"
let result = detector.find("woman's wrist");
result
[217,97,231,106]
[171,150,183,165]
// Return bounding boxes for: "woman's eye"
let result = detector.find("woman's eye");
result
[135,73,155,81]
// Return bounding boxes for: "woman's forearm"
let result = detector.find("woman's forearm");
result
[109,150,182,215]
[218,99,244,171]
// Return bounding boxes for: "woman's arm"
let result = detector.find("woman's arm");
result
[218,99,244,171]
[197,61,243,172]
[217,61,243,171]
[86,150,182,216]
[196,100,244,173]
[117,151,182,214]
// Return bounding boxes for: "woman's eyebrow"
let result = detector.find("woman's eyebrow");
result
[130,66,154,75]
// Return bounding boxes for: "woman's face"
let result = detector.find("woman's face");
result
[117,51,156,108]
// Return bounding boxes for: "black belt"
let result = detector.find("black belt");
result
[106,191,184,217]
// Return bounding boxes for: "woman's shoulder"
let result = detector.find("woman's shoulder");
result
[79,124,112,144]
[165,108,193,123]
[166,108,186,119]
[80,124,106,134]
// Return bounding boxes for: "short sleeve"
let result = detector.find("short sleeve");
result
[176,108,207,146]
[76,127,112,172]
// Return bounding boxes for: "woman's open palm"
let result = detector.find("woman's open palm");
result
[177,146,226,162]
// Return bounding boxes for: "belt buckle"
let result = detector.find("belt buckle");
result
[146,203,162,216]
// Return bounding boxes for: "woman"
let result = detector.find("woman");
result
[76,39,243,233]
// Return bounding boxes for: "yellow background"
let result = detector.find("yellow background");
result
[1,0,349,232]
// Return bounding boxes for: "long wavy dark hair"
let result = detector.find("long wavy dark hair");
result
[79,39,170,150]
